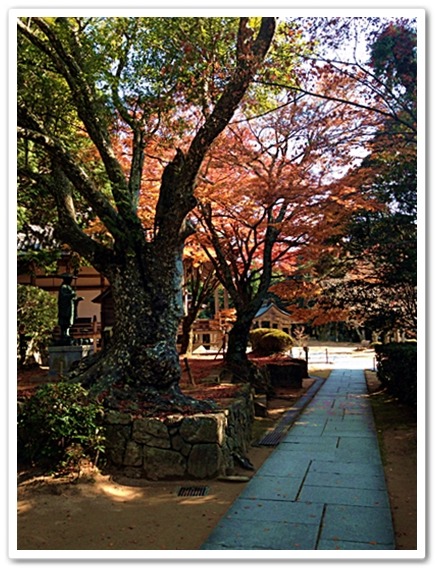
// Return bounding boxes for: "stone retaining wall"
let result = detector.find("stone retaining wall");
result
[103,385,254,480]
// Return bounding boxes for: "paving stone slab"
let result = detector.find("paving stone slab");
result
[342,412,375,421]
[292,416,337,425]
[337,436,379,449]
[276,442,338,455]
[282,435,338,446]
[298,484,390,508]
[334,448,382,464]
[256,456,311,478]
[264,450,336,467]
[317,539,395,550]
[332,400,371,412]
[320,504,395,546]
[336,441,381,456]
[298,411,341,419]
[326,419,374,430]
[309,460,385,477]
[201,519,321,550]
[284,423,327,436]
[223,498,324,524]
[237,475,304,501]
[304,470,387,491]
[304,400,337,409]
[328,426,375,436]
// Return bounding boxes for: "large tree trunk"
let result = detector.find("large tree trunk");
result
[69,240,216,412]
[225,307,271,394]
[18,17,276,413]
[226,313,254,367]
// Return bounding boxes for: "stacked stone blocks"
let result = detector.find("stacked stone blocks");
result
[103,385,254,480]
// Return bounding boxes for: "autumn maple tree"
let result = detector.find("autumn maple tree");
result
[179,240,220,355]
[275,20,418,341]
[195,81,379,374]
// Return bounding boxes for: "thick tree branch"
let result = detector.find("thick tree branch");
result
[21,164,115,272]
[17,107,124,240]
[256,79,416,137]
[154,17,276,244]
[19,18,143,230]
[186,18,276,177]
[111,45,147,208]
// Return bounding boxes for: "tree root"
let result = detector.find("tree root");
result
[99,382,218,417]
[52,333,227,419]
[63,345,218,416]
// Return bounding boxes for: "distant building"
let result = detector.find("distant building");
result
[252,301,297,334]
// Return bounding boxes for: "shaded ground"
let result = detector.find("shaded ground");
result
[365,369,418,550]
[16,355,417,551]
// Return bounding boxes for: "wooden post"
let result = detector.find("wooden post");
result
[183,357,196,386]
[92,315,98,353]
[303,346,309,371]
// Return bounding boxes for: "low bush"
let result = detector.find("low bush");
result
[250,328,295,356]
[375,342,417,407]
[249,328,273,350]
[18,382,105,471]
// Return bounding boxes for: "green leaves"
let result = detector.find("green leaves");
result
[82,17,241,116]
[18,382,105,469]
[369,22,417,97]
[17,284,58,361]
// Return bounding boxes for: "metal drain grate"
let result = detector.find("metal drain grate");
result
[258,429,286,446]
[258,414,297,446]
[177,486,209,497]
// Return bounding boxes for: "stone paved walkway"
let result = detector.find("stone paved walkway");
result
[201,358,395,551]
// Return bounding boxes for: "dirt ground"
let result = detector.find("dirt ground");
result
[364,370,418,551]
[16,359,417,552]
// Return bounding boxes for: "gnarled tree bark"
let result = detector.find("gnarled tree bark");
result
[17,17,276,412]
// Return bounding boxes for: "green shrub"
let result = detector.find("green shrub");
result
[18,382,105,470]
[250,328,294,356]
[249,328,273,350]
[17,284,58,364]
[375,342,417,406]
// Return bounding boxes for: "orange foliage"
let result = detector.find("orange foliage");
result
[194,86,380,299]
[79,63,383,327]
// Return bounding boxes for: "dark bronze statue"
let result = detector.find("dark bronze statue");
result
[57,273,83,343]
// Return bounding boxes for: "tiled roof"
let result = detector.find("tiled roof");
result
[254,301,292,318]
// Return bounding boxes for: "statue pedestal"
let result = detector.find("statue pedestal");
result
[48,345,94,377]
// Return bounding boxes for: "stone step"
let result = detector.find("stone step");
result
[254,394,268,417]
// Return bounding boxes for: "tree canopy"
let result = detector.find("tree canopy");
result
[272,19,418,340]
[17,16,279,405]
[16,15,419,401]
